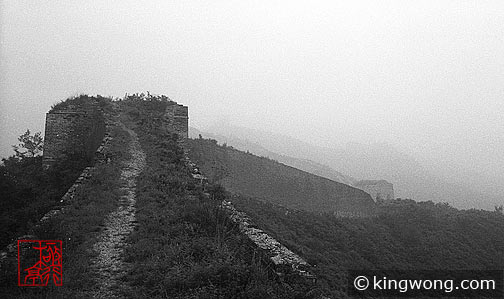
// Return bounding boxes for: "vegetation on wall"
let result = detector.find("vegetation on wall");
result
[119,97,305,298]
[50,94,113,112]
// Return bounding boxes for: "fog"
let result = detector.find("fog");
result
[1,1,503,205]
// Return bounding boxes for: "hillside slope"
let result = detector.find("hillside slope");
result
[190,127,356,186]
[187,138,376,216]
[232,194,504,298]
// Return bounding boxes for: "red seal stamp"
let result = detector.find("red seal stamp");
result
[18,240,62,286]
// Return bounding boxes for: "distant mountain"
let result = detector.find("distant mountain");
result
[194,123,501,210]
[187,137,376,216]
[335,142,502,210]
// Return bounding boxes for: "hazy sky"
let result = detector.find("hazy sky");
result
[1,1,503,189]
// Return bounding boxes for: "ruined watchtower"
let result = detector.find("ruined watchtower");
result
[42,96,106,169]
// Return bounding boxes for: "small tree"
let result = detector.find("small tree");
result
[13,129,43,158]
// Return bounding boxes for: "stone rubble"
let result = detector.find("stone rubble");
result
[220,200,316,283]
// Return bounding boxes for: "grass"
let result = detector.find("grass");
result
[230,194,504,298]
[119,97,305,298]
[50,94,113,113]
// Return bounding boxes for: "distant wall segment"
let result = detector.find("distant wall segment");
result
[354,180,395,202]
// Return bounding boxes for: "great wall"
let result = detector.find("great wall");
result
[160,97,320,288]
[0,94,403,299]
[1,94,320,296]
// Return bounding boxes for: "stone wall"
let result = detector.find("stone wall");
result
[184,154,318,288]
[221,199,316,285]
[354,180,394,202]
[42,101,105,169]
